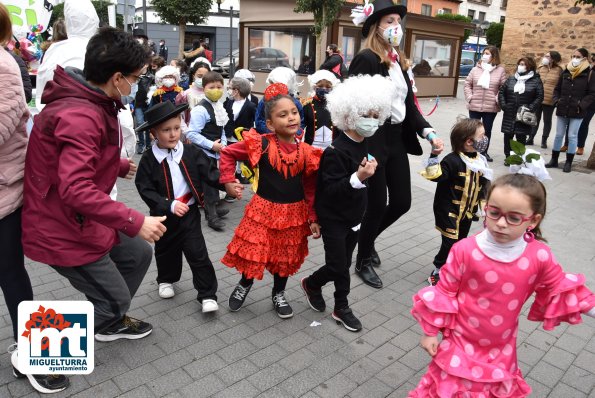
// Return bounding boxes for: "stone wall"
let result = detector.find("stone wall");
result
[500,0,594,72]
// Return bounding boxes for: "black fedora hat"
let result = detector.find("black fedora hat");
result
[132,28,148,40]
[362,0,407,38]
[135,101,188,132]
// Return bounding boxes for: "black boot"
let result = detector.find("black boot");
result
[526,136,534,146]
[355,257,383,289]
[563,154,574,173]
[541,137,548,149]
[370,246,381,267]
[205,203,225,231]
[545,151,559,168]
[216,202,229,218]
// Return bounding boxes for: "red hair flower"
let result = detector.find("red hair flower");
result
[264,83,289,101]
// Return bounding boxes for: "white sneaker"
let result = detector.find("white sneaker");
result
[158,283,175,299]
[202,299,219,313]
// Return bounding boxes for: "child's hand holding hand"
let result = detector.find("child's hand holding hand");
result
[212,139,224,153]
[309,222,321,239]
[125,158,137,179]
[356,157,378,182]
[225,180,244,200]
[430,137,444,155]
[420,335,439,357]
[173,201,189,217]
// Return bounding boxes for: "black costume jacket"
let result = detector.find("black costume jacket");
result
[425,152,489,240]
[135,144,222,216]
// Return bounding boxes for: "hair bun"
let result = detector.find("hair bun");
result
[264,83,289,101]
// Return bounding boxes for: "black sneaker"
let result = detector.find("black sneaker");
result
[301,277,325,312]
[229,283,252,311]
[272,291,293,318]
[332,307,362,332]
[95,315,153,342]
[427,271,440,286]
[10,346,70,394]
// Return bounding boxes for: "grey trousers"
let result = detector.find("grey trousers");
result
[51,233,153,333]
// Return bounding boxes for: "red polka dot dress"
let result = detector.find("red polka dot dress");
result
[218,129,322,280]
[409,234,595,397]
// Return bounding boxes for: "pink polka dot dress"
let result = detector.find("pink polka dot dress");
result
[409,236,595,398]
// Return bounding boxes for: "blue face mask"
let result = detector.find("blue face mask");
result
[315,87,329,99]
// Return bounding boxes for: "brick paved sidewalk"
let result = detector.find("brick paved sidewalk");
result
[1,84,594,397]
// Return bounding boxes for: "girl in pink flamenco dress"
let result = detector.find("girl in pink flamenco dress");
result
[409,174,595,398]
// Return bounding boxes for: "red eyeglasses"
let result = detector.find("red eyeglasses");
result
[484,205,534,226]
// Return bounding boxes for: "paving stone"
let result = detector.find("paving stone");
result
[113,363,160,392]
[541,346,576,372]
[215,358,260,385]
[70,380,121,398]
[548,382,587,398]
[179,374,226,398]
[183,353,227,379]
[246,363,292,392]
[347,377,394,398]
[213,379,260,398]
[314,373,358,398]
[246,343,289,369]
[527,360,565,388]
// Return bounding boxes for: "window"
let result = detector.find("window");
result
[248,27,316,73]
[421,4,432,16]
[501,0,508,8]
[341,28,363,68]
[411,36,454,77]
[467,9,475,19]
[500,16,506,23]
[478,11,486,21]
[442,8,453,14]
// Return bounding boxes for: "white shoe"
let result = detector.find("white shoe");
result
[202,299,219,313]
[158,283,175,299]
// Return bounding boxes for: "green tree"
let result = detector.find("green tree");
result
[294,0,345,39]
[434,14,473,42]
[48,1,123,30]
[151,0,212,56]
[485,23,504,48]
[574,0,594,6]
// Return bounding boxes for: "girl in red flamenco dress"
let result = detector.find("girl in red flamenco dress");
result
[409,174,595,397]
[219,83,322,318]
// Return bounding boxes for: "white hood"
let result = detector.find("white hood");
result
[64,0,100,39]
[35,0,99,110]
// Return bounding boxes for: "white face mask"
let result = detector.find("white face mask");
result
[481,54,491,63]
[517,65,526,74]
[381,24,403,47]
[541,57,550,66]
[354,117,380,138]
[227,89,234,98]
[162,78,176,88]
[571,58,583,67]
[194,80,203,89]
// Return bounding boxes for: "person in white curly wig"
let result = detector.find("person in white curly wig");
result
[149,65,183,108]
[300,75,392,332]
[303,70,341,148]
[255,67,305,135]
[326,74,393,132]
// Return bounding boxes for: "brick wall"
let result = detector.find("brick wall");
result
[500,0,594,73]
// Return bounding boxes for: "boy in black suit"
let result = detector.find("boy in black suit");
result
[300,74,394,332]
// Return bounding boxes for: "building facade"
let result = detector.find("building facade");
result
[458,0,507,23]
[500,0,594,72]
[405,0,462,17]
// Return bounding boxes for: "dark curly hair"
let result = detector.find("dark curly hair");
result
[189,61,211,83]
[84,27,151,84]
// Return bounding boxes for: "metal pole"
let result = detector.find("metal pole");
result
[229,6,235,77]
[142,0,148,35]
[476,28,480,62]
[124,0,128,32]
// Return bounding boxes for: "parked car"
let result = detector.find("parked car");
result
[428,59,451,77]
[459,58,475,77]
[212,49,240,76]
[248,47,290,71]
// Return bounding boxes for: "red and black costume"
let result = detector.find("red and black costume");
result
[219,129,321,280]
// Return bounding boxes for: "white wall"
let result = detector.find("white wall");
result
[458,0,506,23]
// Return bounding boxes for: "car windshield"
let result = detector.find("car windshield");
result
[216,49,239,62]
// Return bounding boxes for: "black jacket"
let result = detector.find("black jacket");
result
[315,133,368,227]
[554,67,595,118]
[135,144,222,216]
[303,97,339,145]
[498,73,544,135]
[348,49,431,159]
[135,71,154,110]
[10,52,32,103]
[224,98,256,138]
[320,53,343,79]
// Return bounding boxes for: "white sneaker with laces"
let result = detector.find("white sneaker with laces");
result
[202,299,219,313]
[158,283,175,299]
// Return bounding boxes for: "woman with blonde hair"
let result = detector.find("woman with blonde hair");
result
[0,3,70,393]
[464,45,507,161]
[348,0,444,289]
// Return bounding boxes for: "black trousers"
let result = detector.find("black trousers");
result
[433,217,473,269]
[308,220,358,310]
[203,156,220,205]
[531,104,555,141]
[155,206,217,302]
[504,133,527,157]
[469,111,497,155]
[358,123,411,259]
[0,207,33,340]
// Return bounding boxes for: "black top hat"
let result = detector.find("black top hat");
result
[132,28,148,39]
[135,102,189,132]
[362,0,407,38]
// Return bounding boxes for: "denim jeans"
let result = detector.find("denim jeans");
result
[553,117,583,154]
[134,107,151,150]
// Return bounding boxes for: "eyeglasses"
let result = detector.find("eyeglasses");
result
[484,206,534,226]
[127,73,143,83]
